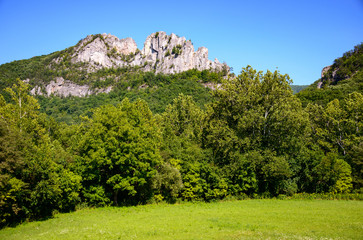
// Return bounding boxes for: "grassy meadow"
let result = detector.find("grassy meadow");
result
[0,199,362,240]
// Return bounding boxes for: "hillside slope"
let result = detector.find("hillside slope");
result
[0,32,230,98]
[297,43,363,106]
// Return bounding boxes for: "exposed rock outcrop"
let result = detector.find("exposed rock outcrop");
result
[317,65,342,89]
[34,31,229,97]
[321,65,331,78]
[31,77,112,97]
[66,31,228,74]
[317,66,331,89]
[69,33,138,70]
[202,82,223,91]
[138,32,226,74]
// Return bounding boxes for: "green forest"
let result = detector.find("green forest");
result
[0,43,362,228]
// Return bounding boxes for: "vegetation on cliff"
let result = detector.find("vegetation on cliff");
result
[297,43,363,106]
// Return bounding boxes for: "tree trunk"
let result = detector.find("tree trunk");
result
[114,189,119,206]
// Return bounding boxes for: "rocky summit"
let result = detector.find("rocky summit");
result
[23,31,230,97]
[56,31,228,74]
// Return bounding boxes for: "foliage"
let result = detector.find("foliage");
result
[152,163,183,202]
[306,92,363,189]
[0,57,362,228]
[73,99,162,206]
[324,42,363,85]
[172,44,182,57]
[204,66,310,195]
[297,43,363,106]
[0,80,81,227]
[37,71,215,124]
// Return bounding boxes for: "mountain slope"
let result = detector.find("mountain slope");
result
[297,43,363,106]
[38,73,214,124]
[0,32,230,98]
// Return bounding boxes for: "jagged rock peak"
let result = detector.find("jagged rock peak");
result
[69,33,138,69]
[63,31,229,74]
[140,31,227,74]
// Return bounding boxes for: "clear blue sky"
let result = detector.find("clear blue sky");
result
[0,0,362,85]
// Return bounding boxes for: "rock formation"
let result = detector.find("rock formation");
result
[321,65,331,78]
[66,31,228,74]
[31,77,112,97]
[317,65,340,89]
[317,66,331,89]
[32,31,229,97]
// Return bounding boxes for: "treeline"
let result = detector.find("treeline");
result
[1,66,362,227]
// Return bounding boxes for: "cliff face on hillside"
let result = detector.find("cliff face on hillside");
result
[32,31,228,97]
[317,43,363,89]
[139,32,225,74]
[54,31,228,75]
[30,77,113,97]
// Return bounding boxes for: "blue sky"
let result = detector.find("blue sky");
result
[0,0,362,85]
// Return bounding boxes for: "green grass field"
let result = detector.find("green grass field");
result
[0,199,362,239]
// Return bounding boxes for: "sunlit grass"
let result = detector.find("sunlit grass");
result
[1,199,362,239]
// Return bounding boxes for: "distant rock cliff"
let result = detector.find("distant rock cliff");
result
[60,31,228,74]
[29,31,229,97]
[31,77,112,97]
[316,43,363,89]
[139,32,226,74]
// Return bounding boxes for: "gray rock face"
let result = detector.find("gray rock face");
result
[31,77,112,97]
[321,65,331,78]
[36,31,229,97]
[69,31,229,74]
[318,65,340,89]
[202,82,223,91]
[67,33,138,70]
[317,66,331,89]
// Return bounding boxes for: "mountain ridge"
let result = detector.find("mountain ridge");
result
[0,31,230,97]
[60,32,229,75]
[296,42,363,106]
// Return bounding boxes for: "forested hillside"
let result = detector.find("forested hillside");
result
[36,71,215,124]
[297,43,363,106]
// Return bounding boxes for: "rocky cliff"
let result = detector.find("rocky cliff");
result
[138,32,225,74]
[29,31,229,97]
[30,77,112,97]
[56,31,228,74]
[316,43,363,89]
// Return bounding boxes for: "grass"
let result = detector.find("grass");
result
[0,199,362,239]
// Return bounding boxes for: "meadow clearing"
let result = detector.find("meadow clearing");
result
[0,199,362,240]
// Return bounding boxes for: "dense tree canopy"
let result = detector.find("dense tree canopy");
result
[0,63,362,227]
[0,80,81,226]
[73,99,163,206]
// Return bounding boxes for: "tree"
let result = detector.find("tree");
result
[75,99,162,205]
[207,66,309,156]
[0,80,81,226]
[204,66,309,195]
[160,94,230,200]
[1,79,41,134]
[0,119,28,225]
[152,163,183,202]
[305,92,362,192]
[161,94,205,142]
[314,153,352,193]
